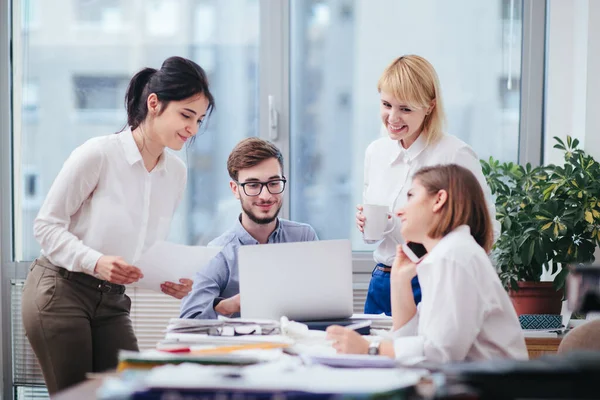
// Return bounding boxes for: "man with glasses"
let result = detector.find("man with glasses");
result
[181,138,318,319]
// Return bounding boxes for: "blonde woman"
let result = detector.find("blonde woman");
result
[331,165,526,362]
[356,55,500,315]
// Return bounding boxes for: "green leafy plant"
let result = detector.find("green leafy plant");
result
[481,136,600,291]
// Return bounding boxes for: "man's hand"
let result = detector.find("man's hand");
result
[215,294,240,316]
[325,325,369,354]
[161,279,193,299]
[94,256,143,284]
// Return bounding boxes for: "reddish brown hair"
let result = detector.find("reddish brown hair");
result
[227,138,284,181]
[413,164,493,252]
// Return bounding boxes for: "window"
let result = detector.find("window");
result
[11,0,260,397]
[499,77,521,111]
[74,0,124,30]
[15,1,259,258]
[22,81,39,113]
[73,75,129,110]
[21,167,41,209]
[290,0,524,249]
[21,0,39,30]
[194,2,216,44]
[502,0,522,21]
[145,0,177,37]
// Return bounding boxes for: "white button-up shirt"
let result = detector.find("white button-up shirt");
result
[363,133,500,266]
[34,129,187,275]
[392,225,528,363]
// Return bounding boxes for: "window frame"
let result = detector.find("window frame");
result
[0,0,548,398]
[1,0,14,397]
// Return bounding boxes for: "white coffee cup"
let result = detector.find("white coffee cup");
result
[362,204,395,241]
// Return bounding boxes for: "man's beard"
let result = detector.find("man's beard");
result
[241,199,282,225]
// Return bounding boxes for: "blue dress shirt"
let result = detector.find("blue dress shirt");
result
[180,216,318,319]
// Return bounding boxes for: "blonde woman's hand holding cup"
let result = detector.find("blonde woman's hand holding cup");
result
[356,205,366,233]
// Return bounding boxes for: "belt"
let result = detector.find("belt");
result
[34,256,126,294]
[375,264,391,273]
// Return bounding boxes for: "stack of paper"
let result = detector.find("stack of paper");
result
[116,349,264,371]
[522,329,564,338]
[140,362,426,395]
[165,318,224,334]
[166,317,280,335]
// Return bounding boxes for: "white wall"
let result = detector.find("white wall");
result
[545,0,600,163]
[545,0,600,261]
[584,1,600,161]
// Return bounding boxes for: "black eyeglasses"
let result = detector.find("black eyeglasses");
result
[236,178,287,196]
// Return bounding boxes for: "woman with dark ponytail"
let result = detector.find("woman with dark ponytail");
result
[21,56,214,394]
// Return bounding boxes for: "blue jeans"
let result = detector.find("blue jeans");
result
[364,263,422,316]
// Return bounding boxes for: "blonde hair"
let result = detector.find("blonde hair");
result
[413,164,493,253]
[377,55,446,144]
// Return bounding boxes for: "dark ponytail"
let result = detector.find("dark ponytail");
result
[125,68,157,130]
[123,56,215,131]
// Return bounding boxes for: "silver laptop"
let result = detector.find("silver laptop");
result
[238,239,354,321]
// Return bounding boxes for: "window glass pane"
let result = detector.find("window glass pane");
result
[15,0,259,261]
[74,0,123,27]
[290,0,523,249]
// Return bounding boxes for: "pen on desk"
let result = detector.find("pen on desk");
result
[344,320,372,331]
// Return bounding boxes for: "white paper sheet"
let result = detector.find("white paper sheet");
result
[131,241,222,292]
[143,362,426,393]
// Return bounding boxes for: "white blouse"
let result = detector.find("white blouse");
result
[391,225,528,363]
[34,129,187,276]
[363,132,500,266]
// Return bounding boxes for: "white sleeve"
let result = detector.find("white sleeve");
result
[362,144,372,204]
[391,308,423,359]
[175,162,188,208]
[451,146,501,242]
[33,142,104,273]
[361,144,379,244]
[393,257,484,363]
[392,310,419,335]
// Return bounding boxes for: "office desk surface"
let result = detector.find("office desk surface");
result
[50,376,467,400]
[53,378,103,400]
[525,336,562,358]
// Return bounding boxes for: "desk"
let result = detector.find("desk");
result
[53,378,103,400]
[525,337,562,358]
[50,376,474,400]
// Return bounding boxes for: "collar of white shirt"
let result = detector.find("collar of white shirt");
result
[118,128,168,172]
[423,224,472,264]
[389,132,428,165]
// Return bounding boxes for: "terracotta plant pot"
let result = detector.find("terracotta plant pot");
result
[509,281,563,316]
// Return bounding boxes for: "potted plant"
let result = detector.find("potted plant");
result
[481,136,600,315]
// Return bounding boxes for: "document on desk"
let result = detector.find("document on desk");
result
[143,362,427,394]
[132,241,222,292]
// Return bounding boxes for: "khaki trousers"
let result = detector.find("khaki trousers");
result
[21,258,138,395]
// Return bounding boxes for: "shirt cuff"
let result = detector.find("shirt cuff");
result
[393,336,425,360]
[81,249,103,275]
[391,313,419,337]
